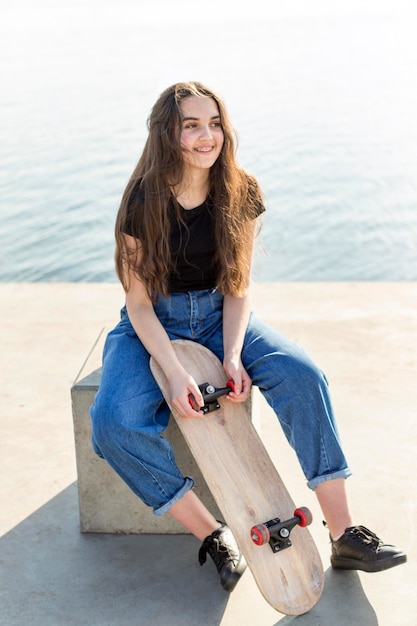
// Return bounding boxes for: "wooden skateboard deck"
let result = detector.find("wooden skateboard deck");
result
[150,340,324,615]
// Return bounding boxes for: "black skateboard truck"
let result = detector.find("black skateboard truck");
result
[250,507,313,553]
[189,380,235,413]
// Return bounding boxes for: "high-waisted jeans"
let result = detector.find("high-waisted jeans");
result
[90,289,351,516]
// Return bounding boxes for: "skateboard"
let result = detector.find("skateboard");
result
[150,340,324,616]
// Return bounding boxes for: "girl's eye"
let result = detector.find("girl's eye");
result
[183,121,221,130]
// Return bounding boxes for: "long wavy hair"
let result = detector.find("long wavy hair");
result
[115,81,263,300]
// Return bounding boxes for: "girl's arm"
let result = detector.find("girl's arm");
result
[222,219,257,402]
[222,289,252,402]
[123,235,204,417]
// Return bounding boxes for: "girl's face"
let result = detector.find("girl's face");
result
[179,96,224,172]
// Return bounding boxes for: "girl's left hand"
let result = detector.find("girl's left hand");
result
[223,357,252,403]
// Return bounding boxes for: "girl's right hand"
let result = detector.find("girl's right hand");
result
[168,371,205,419]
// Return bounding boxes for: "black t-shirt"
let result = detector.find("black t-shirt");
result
[123,189,264,293]
[168,200,219,292]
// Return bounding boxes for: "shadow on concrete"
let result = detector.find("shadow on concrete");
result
[1,483,379,626]
[0,484,229,626]
[274,568,378,626]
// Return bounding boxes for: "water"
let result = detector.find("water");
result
[1,0,416,282]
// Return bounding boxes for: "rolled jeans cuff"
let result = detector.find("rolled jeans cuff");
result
[153,477,195,516]
[307,468,353,491]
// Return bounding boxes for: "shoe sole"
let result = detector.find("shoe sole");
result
[331,553,407,573]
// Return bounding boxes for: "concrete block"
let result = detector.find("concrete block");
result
[71,331,224,533]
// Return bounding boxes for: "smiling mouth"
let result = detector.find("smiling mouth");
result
[195,146,214,153]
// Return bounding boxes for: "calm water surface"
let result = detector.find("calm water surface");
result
[1,0,416,282]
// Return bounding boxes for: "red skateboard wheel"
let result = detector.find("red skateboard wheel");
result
[294,506,313,527]
[250,523,270,546]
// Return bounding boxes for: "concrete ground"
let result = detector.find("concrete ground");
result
[1,282,416,626]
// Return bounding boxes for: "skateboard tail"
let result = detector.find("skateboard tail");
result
[250,552,324,615]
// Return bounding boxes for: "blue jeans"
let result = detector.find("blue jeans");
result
[90,289,351,516]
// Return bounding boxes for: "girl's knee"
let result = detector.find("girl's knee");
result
[294,356,328,388]
[259,350,327,392]
[89,395,116,452]
[286,356,330,404]
[90,388,169,459]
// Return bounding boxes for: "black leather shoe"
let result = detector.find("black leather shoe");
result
[331,525,407,572]
[198,523,247,591]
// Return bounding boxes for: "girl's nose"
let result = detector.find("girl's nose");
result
[199,125,212,139]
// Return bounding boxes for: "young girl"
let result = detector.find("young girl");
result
[90,81,406,592]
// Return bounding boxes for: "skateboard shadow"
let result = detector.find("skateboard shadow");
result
[274,567,378,626]
[0,483,230,625]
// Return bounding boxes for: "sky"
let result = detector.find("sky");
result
[2,0,416,31]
